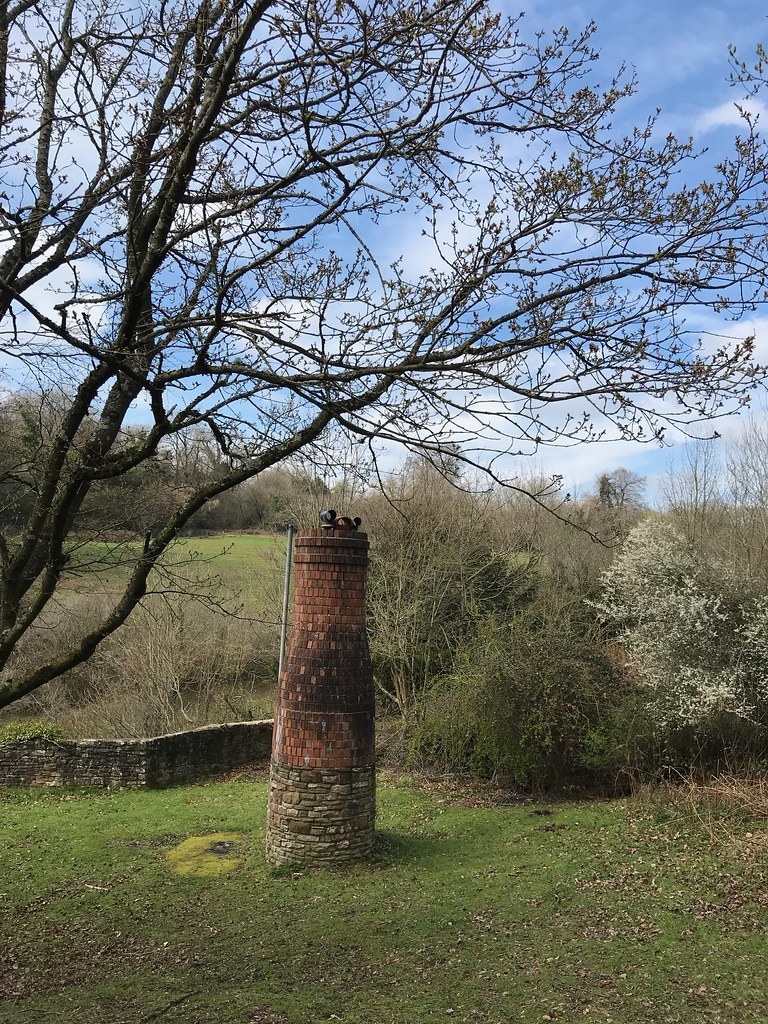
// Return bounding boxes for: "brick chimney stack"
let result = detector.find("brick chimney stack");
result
[266,522,375,866]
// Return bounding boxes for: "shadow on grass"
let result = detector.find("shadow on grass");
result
[265,827,459,879]
[371,827,461,867]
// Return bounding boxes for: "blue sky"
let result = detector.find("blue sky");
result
[485,0,768,501]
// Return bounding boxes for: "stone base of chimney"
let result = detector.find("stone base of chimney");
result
[266,761,375,866]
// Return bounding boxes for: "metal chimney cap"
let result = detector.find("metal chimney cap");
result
[319,510,362,530]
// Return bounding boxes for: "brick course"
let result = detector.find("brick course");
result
[266,527,376,866]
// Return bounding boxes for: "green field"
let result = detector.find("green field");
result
[65,533,287,613]
[2,779,767,1024]
[161,535,287,612]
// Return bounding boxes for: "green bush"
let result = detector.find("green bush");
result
[407,613,625,790]
[0,718,63,742]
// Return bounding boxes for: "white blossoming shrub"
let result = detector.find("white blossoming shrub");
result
[593,519,768,733]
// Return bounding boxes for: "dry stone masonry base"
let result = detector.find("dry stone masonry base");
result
[267,527,376,867]
[0,721,273,789]
[266,760,375,866]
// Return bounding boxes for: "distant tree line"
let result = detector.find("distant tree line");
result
[0,390,355,538]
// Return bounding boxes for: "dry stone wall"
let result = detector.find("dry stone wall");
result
[0,720,273,789]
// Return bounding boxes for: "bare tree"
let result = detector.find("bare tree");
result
[592,467,646,541]
[364,460,526,719]
[723,418,768,581]
[0,0,767,708]
[661,437,725,549]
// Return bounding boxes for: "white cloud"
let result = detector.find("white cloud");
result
[695,96,767,134]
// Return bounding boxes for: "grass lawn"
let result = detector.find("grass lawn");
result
[1,779,767,1024]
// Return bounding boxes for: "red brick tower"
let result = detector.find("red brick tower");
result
[266,518,375,866]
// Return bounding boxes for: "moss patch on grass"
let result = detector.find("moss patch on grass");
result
[164,832,246,876]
